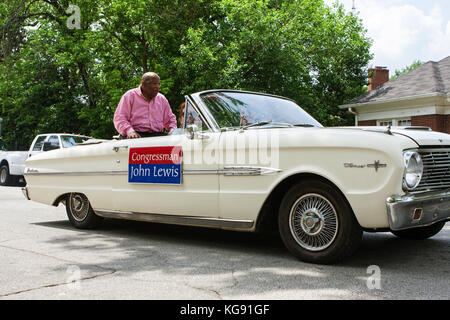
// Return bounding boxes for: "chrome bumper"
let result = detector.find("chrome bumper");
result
[386,189,450,231]
[21,187,30,200]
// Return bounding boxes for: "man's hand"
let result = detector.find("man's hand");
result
[127,132,141,139]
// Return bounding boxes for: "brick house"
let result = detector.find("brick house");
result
[339,56,450,133]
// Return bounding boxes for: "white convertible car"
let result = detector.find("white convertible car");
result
[23,90,450,264]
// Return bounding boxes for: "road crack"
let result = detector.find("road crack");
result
[0,244,116,298]
[183,269,239,300]
[184,282,223,300]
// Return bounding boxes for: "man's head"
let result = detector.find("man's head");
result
[140,72,160,100]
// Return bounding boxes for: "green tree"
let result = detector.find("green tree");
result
[390,59,423,80]
[175,0,372,126]
[0,0,372,149]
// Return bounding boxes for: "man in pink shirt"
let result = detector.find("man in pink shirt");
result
[114,72,177,139]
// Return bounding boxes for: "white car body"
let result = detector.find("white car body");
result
[0,133,92,186]
[23,90,450,263]
[0,150,28,176]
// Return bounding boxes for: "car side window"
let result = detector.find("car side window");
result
[48,135,60,148]
[32,136,47,151]
[185,102,208,131]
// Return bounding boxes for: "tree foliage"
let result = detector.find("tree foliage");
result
[0,0,372,150]
[390,59,423,81]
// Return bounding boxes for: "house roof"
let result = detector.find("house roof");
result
[342,56,450,106]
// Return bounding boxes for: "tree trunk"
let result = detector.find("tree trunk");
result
[77,62,96,108]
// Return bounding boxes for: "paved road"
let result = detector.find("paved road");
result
[0,186,449,300]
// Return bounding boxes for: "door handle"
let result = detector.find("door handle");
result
[113,145,129,152]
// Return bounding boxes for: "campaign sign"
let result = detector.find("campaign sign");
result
[128,146,182,184]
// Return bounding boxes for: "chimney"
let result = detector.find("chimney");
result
[368,66,389,90]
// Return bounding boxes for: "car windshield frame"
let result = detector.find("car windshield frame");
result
[192,90,322,131]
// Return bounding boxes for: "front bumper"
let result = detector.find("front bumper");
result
[386,188,450,231]
[22,187,30,200]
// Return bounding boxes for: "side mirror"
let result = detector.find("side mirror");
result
[42,141,59,151]
[185,124,198,140]
[185,124,210,140]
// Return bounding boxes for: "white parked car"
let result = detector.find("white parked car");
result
[0,133,92,186]
[23,90,450,264]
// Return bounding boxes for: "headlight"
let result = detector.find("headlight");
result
[402,151,423,191]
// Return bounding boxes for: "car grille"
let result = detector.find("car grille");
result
[416,149,450,191]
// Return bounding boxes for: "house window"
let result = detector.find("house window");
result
[377,118,411,127]
[397,119,411,126]
[378,120,393,127]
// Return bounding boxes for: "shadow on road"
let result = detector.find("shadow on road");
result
[31,219,450,299]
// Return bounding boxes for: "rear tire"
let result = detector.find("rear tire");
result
[391,221,446,240]
[0,165,13,186]
[278,179,362,264]
[65,193,103,229]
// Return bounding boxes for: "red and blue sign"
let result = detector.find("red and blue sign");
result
[128,146,182,184]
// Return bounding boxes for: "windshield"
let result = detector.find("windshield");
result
[61,135,91,148]
[200,91,322,129]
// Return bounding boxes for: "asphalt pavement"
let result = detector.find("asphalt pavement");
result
[0,186,449,300]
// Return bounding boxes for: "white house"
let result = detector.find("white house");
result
[339,56,450,133]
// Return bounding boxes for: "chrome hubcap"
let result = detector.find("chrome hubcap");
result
[69,193,89,222]
[289,193,338,251]
[301,209,324,236]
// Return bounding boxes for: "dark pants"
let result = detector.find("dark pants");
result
[119,131,166,139]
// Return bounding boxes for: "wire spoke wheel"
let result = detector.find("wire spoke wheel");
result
[289,193,338,251]
[68,193,90,222]
[279,180,362,264]
[65,193,102,229]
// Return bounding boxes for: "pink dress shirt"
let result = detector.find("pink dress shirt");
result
[114,87,177,136]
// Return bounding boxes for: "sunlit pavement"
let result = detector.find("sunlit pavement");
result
[0,186,448,300]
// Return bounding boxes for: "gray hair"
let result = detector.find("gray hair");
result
[142,72,160,81]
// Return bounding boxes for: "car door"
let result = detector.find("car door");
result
[111,98,220,218]
[28,135,48,158]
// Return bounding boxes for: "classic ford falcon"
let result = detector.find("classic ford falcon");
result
[23,90,450,264]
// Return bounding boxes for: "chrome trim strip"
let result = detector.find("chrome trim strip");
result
[222,166,282,176]
[24,166,282,176]
[94,210,254,230]
[184,169,219,175]
[24,171,128,176]
[183,167,282,176]
[192,89,298,104]
[419,147,450,153]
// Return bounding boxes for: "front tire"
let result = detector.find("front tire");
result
[0,165,13,186]
[391,221,446,240]
[66,193,103,229]
[278,179,362,264]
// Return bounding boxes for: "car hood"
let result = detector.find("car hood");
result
[340,126,450,147]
